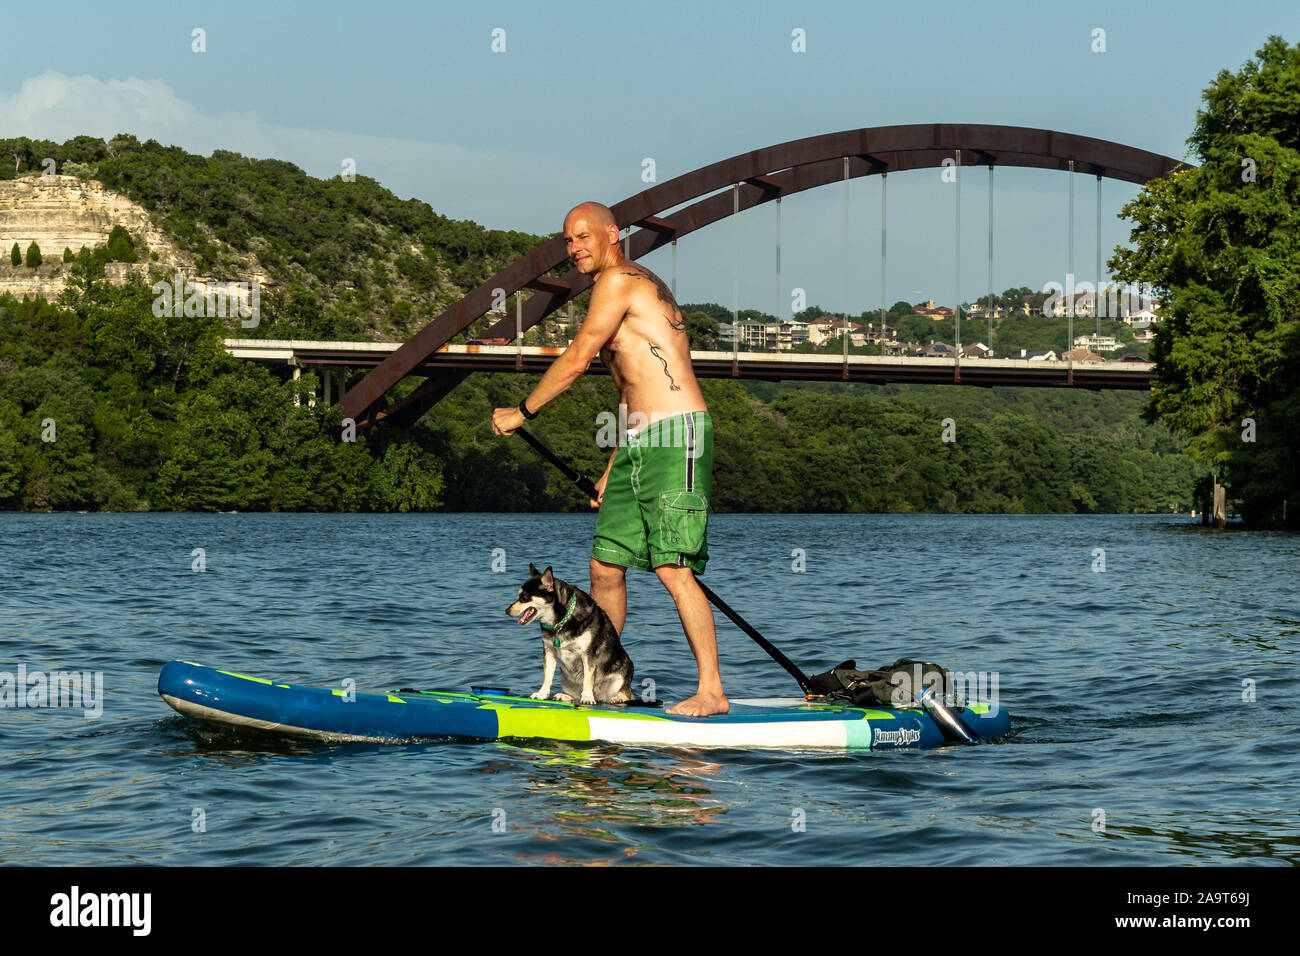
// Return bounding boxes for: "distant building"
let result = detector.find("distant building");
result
[763,323,791,350]
[914,299,955,320]
[1020,348,1058,361]
[1073,333,1120,353]
[859,322,898,343]
[962,342,993,358]
[718,321,767,348]
[1124,308,1160,326]
[920,341,957,357]
[806,317,856,346]
[1062,347,1103,362]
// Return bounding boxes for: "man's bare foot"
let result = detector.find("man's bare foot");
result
[666,691,730,717]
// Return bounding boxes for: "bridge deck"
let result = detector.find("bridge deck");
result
[226,339,1152,390]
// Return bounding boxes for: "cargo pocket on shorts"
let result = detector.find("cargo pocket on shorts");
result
[659,490,709,555]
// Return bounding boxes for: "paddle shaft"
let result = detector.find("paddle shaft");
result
[514,426,815,697]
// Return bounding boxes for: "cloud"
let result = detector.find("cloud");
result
[0,72,210,143]
[0,72,606,232]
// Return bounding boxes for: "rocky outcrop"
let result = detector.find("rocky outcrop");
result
[0,174,269,303]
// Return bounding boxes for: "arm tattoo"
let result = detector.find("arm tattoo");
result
[648,342,681,391]
[620,268,686,331]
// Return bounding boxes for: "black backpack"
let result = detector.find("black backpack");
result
[807,658,951,708]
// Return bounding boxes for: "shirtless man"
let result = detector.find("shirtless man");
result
[491,201,727,717]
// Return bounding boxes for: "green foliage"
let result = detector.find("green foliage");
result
[1110,35,1300,527]
[895,313,953,346]
[62,160,96,179]
[25,242,41,267]
[684,311,718,349]
[0,282,450,512]
[10,243,20,266]
[105,225,137,263]
[63,247,74,263]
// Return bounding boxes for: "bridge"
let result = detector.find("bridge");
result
[323,124,1187,429]
[228,339,1153,400]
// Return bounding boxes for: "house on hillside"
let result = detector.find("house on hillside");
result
[920,341,957,358]
[1124,308,1161,344]
[1073,333,1120,353]
[914,299,955,320]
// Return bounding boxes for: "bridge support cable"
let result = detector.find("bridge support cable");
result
[1096,173,1103,337]
[955,149,962,355]
[1068,159,1075,354]
[842,157,850,378]
[732,184,740,374]
[988,165,994,352]
[671,239,677,301]
[880,171,887,341]
[515,293,523,371]
[774,196,782,325]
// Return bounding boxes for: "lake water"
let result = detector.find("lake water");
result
[1,512,1296,866]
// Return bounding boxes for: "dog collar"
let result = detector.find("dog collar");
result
[540,593,578,646]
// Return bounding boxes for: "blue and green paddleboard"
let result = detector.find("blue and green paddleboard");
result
[158,660,1010,750]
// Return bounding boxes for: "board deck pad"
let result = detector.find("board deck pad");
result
[158,660,1010,751]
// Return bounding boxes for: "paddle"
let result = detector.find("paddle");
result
[513,425,816,697]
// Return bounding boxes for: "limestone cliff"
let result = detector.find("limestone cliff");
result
[0,173,269,303]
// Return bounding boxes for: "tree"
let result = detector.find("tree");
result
[10,243,19,266]
[63,247,74,263]
[105,225,136,263]
[683,311,718,350]
[25,242,42,268]
[1110,36,1300,528]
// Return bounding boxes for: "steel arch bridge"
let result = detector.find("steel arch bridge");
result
[340,123,1190,430]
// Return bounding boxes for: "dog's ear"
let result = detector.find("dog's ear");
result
[529,562,540,578]
[541,566,554,590]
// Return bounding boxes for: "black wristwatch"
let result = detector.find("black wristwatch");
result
[518,398,538,420]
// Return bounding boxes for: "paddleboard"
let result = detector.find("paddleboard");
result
[158,660,1010,750]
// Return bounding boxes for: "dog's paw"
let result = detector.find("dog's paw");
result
[552,693,573,702]
[580,694,597,706]
[529,690,548,700]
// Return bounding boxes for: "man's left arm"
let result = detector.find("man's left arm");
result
[491,274,630,435]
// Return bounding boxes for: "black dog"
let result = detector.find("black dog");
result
[507,563,634,705]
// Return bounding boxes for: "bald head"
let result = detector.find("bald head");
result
[564,201,623,274]
[565,201,617,231]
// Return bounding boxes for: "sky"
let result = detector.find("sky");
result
[1,0,1296,319]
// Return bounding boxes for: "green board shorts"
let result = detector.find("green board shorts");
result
[592,411,713,574]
